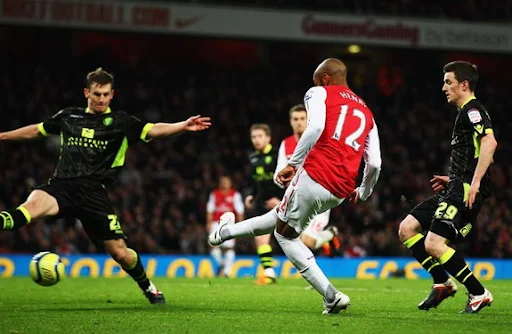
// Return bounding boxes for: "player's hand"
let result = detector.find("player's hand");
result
[277,165,296,187]
[265,197,280,210]
[465,180,480,209]
[244,195,254,209]
[348,188,361,203]
[184,115,211,131]
[430,175,449,192]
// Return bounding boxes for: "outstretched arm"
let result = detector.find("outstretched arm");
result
[0,124,43,141]
[147,115,211,139]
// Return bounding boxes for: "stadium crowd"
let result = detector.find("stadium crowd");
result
[0,35,511,259]
[174,0,512,22]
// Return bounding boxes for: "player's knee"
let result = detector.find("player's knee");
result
[398,216,421,242]
[22,190,59,219]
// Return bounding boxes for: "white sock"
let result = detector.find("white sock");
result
[221,209,278,240]
[224,249,235,277]
[274,230,338,302]
[210,247,223,266]
[313,229,335,249]
[264,267,276,278]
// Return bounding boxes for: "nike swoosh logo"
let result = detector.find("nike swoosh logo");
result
[174,16,202,29]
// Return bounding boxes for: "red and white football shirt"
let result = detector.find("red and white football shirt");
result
[289,85,381,199]
[206,189,244,221]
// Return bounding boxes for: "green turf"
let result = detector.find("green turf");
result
[0,278,510,333]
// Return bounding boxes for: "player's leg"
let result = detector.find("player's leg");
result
[207,208,277,283]
[301,210,339,253]
[0,189,59,231]
[210,247,224,276]
[300,233,317,249]
[103,238,164,304]
[425,195,492,313]
[77,182,164,304]
[254,233,276,284]
[398,197,455,310]
[221,243,236,278]
[275,169,348,314]
[209,222,224,276]
[209,209,277,244]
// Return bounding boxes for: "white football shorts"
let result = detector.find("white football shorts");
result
[277,168,343,234]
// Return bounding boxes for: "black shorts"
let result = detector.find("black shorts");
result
[36,178,126,246]
[409,180,484,243]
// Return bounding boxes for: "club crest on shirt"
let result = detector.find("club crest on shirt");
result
[467,109,482,124]
[103,117,113,126]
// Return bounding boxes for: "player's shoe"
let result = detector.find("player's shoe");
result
[254,276,276,285]
[322,292,350,314]
[208,212,235,246]
[418,279,458,310]
[144,281,166,304]
[460,289,493,314]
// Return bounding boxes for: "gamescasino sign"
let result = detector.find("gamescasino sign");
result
[0,0,510,52]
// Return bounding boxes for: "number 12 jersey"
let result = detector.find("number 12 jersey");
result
[302,85,380,198]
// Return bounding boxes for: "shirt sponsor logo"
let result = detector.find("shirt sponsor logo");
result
[67,136,108,150]
[81,128,95,138]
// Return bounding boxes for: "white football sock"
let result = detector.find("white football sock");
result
[220,209,278,240]
[274,230,338,302]
[313,229,335,249]
[210,247,223,267]
[264,267,276,278]
[224,249,235,277]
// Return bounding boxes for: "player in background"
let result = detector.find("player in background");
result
[398,61,497,313]
[206,175,244,277]
[274,104,340,256]
[245,124,284,285]
[210,58,381,313]
[0,68,211,304]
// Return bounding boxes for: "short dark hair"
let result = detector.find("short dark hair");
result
[86,67,114,89]
[289,104,306,118]
[250,123,271,137]
[443,61,478,92]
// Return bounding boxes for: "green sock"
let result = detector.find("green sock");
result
[257,244,274,270]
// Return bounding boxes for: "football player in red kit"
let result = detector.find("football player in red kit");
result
[210,58,381,314]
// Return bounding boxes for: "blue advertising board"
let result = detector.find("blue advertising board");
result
[0,255,507,279]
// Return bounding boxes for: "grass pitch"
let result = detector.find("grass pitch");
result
[0,278,510,333]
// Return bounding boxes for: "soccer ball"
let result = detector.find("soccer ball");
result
[29,251,65,286]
